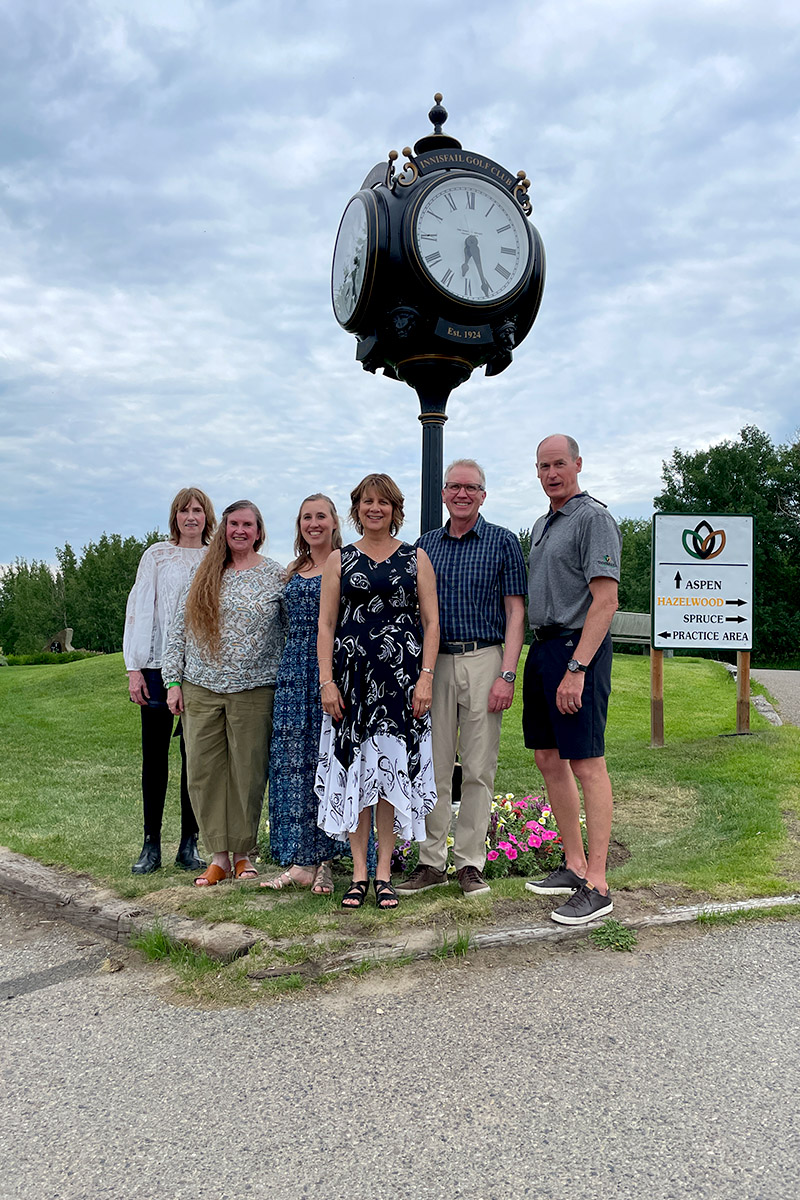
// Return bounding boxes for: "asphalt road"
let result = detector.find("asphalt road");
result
[751,668,800,727]
[2,894,799,1200]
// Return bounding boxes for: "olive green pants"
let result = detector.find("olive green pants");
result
[182,681,274,855]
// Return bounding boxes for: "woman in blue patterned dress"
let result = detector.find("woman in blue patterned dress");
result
[262,495,345,895]
[315,474,439,910]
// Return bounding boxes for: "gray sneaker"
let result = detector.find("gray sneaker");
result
[456,865,490,896]
[395,863,449,894]
[525,860,587,895]
[550,883,613,926]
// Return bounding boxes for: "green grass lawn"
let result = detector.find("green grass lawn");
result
[1,651,799,948]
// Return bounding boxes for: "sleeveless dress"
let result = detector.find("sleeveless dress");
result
[268,573,347,865]
[315,543,437,841]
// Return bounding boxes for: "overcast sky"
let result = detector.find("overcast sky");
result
[1,0,798,567]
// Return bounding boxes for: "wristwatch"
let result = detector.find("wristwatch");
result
[566,659,587,674]
[499,670,516,683]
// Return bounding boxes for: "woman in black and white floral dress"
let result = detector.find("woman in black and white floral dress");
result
[315,474,439,910]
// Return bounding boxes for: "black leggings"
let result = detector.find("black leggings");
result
[140,670,198,840]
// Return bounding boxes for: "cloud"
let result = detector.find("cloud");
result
[1,0,798,567]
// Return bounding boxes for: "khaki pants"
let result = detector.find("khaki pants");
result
[182,682,274,855]
[422,645,503,871]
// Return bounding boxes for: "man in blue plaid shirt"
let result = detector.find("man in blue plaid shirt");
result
[396,459,527,897]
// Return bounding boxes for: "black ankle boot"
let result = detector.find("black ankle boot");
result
[175,835,206,872]
[132,835,161,875]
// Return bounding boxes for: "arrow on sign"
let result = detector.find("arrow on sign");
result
[725,616,746,624]
[674,571,682,588]
[725,598,746,606]
[658,631,672,639]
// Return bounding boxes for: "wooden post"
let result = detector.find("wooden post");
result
[737,650,751,734]
[650,647,664,747]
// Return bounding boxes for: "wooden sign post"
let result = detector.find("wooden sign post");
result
[651,647,664,748]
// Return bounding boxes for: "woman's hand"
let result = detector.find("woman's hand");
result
[320,681,344,722]
[128,670,150,706]
[412,672,433,720]
[167,685,184,715]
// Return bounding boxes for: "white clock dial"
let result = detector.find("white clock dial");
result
[412,177,531,305]
[332,195,371,326]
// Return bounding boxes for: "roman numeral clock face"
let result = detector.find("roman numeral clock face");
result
[410,177,531,306]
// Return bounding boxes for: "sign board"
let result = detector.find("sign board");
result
[651,514,754,651]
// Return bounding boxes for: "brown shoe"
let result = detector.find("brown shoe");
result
[395,863,449,894]
[457,865,490,896]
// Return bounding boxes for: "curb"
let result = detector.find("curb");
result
[720,661,783,726]
[3,847,798,973]
[0,847,258,963]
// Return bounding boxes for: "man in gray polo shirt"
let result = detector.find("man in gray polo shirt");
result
[523,434,621,925]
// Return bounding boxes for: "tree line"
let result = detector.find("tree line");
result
[2,426,798,659]
[0,532,161,655]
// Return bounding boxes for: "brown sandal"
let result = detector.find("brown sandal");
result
[234,858,258,880]
[194,863,231,887]
[311,861,334,895]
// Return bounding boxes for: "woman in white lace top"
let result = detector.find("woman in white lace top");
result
[123,488,216,875]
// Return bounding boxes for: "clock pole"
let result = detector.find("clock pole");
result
[330,94,545,536]
[395,355,472,533]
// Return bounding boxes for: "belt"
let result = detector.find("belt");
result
[530,625,581,642]
[439,639,502,655]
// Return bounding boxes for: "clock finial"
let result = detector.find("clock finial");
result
[429,93,447,134]
[414,92,462,154]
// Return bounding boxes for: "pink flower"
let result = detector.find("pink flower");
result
[527,834,542,849]
[541,830,558,841]
[525,820,542,832]
[508,834,519,845]
[516,799,528,809]
[487,850,499,861]
[505,847,518,861]
[497,840,511,851]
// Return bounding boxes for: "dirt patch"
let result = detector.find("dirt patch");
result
[613,782,699,832]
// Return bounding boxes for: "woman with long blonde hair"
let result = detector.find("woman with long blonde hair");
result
[162,500,286,886]
[263,494,348,894]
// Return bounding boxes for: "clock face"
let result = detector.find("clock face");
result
[410,176,531,306]
[332,194,373,327]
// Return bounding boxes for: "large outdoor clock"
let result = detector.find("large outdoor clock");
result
[329,94,546,537]
[406,174,532,307]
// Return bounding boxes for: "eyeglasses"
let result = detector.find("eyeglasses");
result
[443,483,484,495]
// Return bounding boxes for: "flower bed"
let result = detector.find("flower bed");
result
[391,793,564,880]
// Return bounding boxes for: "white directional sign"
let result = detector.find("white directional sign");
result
[652,514,753,651]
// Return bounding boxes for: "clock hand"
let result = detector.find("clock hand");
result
[466,235,491,296]
[461,236,474,277]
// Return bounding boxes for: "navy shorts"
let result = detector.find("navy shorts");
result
[522,633,612,760]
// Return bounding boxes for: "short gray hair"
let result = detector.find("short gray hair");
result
[444,458,486,489]
[536,435,580,462]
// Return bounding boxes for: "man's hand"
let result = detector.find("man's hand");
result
[488,676,514,713]
[556,671,584,715]
[167,685,184,716]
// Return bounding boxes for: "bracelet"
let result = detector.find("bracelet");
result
[420,667,434,676]
[165,681,181,689]
[319,680,333,689]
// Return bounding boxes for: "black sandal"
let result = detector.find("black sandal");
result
[341,879,369,909]
[374,879,399,910]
